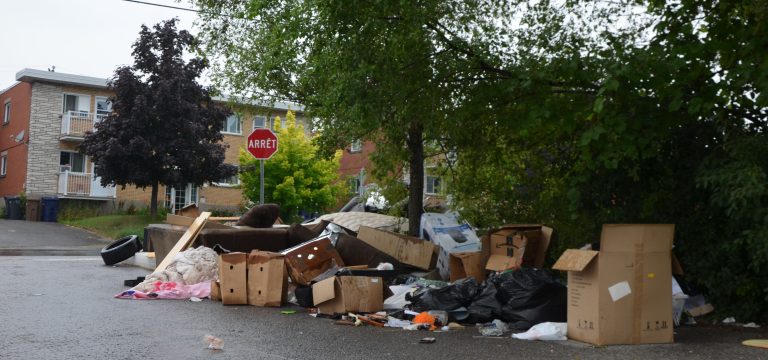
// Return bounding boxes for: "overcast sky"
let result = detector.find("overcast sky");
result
[0,0,200,90]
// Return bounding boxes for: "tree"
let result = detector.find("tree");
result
[81,18,235,216]
[239,111,342,223]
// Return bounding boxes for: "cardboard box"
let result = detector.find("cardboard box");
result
[210,281,221,301]
[247,251,288,307]
[281,237,345,286]
[486,224,553,271]
[218,252,248,305]
[357,226,437,270]
[420,213,481,280]
[449,252,488,282]
[552,224,675,345]
[311,276,383,314]
[335,233,408,271]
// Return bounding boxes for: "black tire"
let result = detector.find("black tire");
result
[101,235,140,266]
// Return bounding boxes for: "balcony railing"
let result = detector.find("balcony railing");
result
[57,171,116,198]
[61,111,108,138]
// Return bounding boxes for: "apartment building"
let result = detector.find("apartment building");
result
[0,68,307,213]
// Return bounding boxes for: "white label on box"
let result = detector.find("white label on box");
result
[608,281,632,302]
[371,278,379,283]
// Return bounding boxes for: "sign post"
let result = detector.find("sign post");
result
[246,128,279,204]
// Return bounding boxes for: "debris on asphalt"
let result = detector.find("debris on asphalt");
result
[204,334,223,350]
[418,337,436,344]
[511,322,567,341]
[478,319,508,337]
[743,322,760,328]
[723,317,736,324]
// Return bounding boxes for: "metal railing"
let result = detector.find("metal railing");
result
[57,171,116,197]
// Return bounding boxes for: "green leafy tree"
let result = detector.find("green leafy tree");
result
[80,19,235,216]
[239,111,342,222]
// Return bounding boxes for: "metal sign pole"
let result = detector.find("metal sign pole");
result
[260,159,265,205]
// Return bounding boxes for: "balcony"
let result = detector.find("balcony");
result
[60,111,107,140]
[57,171,116,198]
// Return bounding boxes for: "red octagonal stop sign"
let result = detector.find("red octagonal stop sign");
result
[247,128,279,160]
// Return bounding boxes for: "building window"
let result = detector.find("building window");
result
[425,175,442,195]
[95,96,112,121]
[62,94,90,115]
[350,139,362,153]
[0,153,7,176]
[213,166,240,187]
[60,151,85,173]
[253,115,267,129]
[221,114,242,134]
[3,101,10,125]
[165,183,198,214]
[348,177,361,195]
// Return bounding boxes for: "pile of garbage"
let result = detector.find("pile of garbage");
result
[111,204,714,346]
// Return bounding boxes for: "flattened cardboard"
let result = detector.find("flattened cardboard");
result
[247,251,288,307]
[553,224,675,346]
[449,252,487,282]
[312,276,383,314]
[357,226,437,270]
[281,237,344,286]
[219,252,248,305]
[334,234,407,271]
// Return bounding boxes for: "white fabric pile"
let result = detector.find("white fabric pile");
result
[133,246,219,292]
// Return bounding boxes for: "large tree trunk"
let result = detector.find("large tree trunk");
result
[150,181,159,217]
[407,122,425,237]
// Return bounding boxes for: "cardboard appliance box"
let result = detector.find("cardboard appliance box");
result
[357,226,437,270]
[420,213,481,280]
[210,281,221,301]
[218,252,248,305]
[311,276,383,315]
[247,251,288,307]
[281,237,345,286]
[552,224,675,346]
[486,224,553,272]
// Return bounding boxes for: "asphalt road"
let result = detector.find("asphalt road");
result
[1,256,767,360]
[0,219,110,255]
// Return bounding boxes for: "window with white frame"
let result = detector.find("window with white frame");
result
[425,175,443,195]
[213,165,240,187]
[1,152,7,176]
[253,115,267,129]
[59,151,85,173]
[165,183,198,214]
[221,114,242,134]
[350,139,362,153]
[3,101,10,125]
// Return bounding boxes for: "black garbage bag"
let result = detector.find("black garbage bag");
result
[466,280,502,324]
[493,268,567,330]
[407,277,479,312]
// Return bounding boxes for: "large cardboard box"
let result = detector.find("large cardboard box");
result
[311,276,383,315]
[357,226,437,270]
[449,252,488,282]
[486,224,553,272]
[420,213,481,280]
[218,252,248,305]
[247,251,288,307]
[281,237,345,286]
[552,224,675,345]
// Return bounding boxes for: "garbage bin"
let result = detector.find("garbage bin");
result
[40,197,60,222]
[4,196,22,220]
[26,199,41,221]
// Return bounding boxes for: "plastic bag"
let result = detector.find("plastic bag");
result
[466,280,502,324]
[511,322,567,341]
[492,268,567,330]
[478,319,508,336]
[407,277,479,312]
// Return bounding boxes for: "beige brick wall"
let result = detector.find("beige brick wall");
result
[26,83,64,198]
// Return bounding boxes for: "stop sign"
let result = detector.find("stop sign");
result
[247,128,279,159]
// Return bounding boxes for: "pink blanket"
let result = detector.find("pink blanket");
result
[116,281,211,300]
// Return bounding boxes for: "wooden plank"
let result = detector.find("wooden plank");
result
[166,213,233,229]
[154,212,211,273]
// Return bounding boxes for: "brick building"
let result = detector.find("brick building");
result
[0,69,308,214]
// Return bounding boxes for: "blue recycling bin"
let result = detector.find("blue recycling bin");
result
[4,196,22,220]
[40,197,60,222]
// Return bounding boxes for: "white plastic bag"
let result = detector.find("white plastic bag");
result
[511,322,567,341]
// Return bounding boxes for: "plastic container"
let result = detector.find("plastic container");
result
[4,196,22,220]
[25,199,40,221]
[40,196,60,222]
[673,294,689,326]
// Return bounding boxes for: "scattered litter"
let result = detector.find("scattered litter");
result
[418,337,436,344]
[190,296,202,302]
[511,322,567,341]
[376,262,394,270]
[447,322,465,330]
[385,317,412,328]
[281,310,297,315]
[743,322,760,328]
[723,317,736,324]
[478,319,508,337]
[412,312,437,331]
[204,334,223,350]
[743,339,768,349]
[31,293,43,296]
